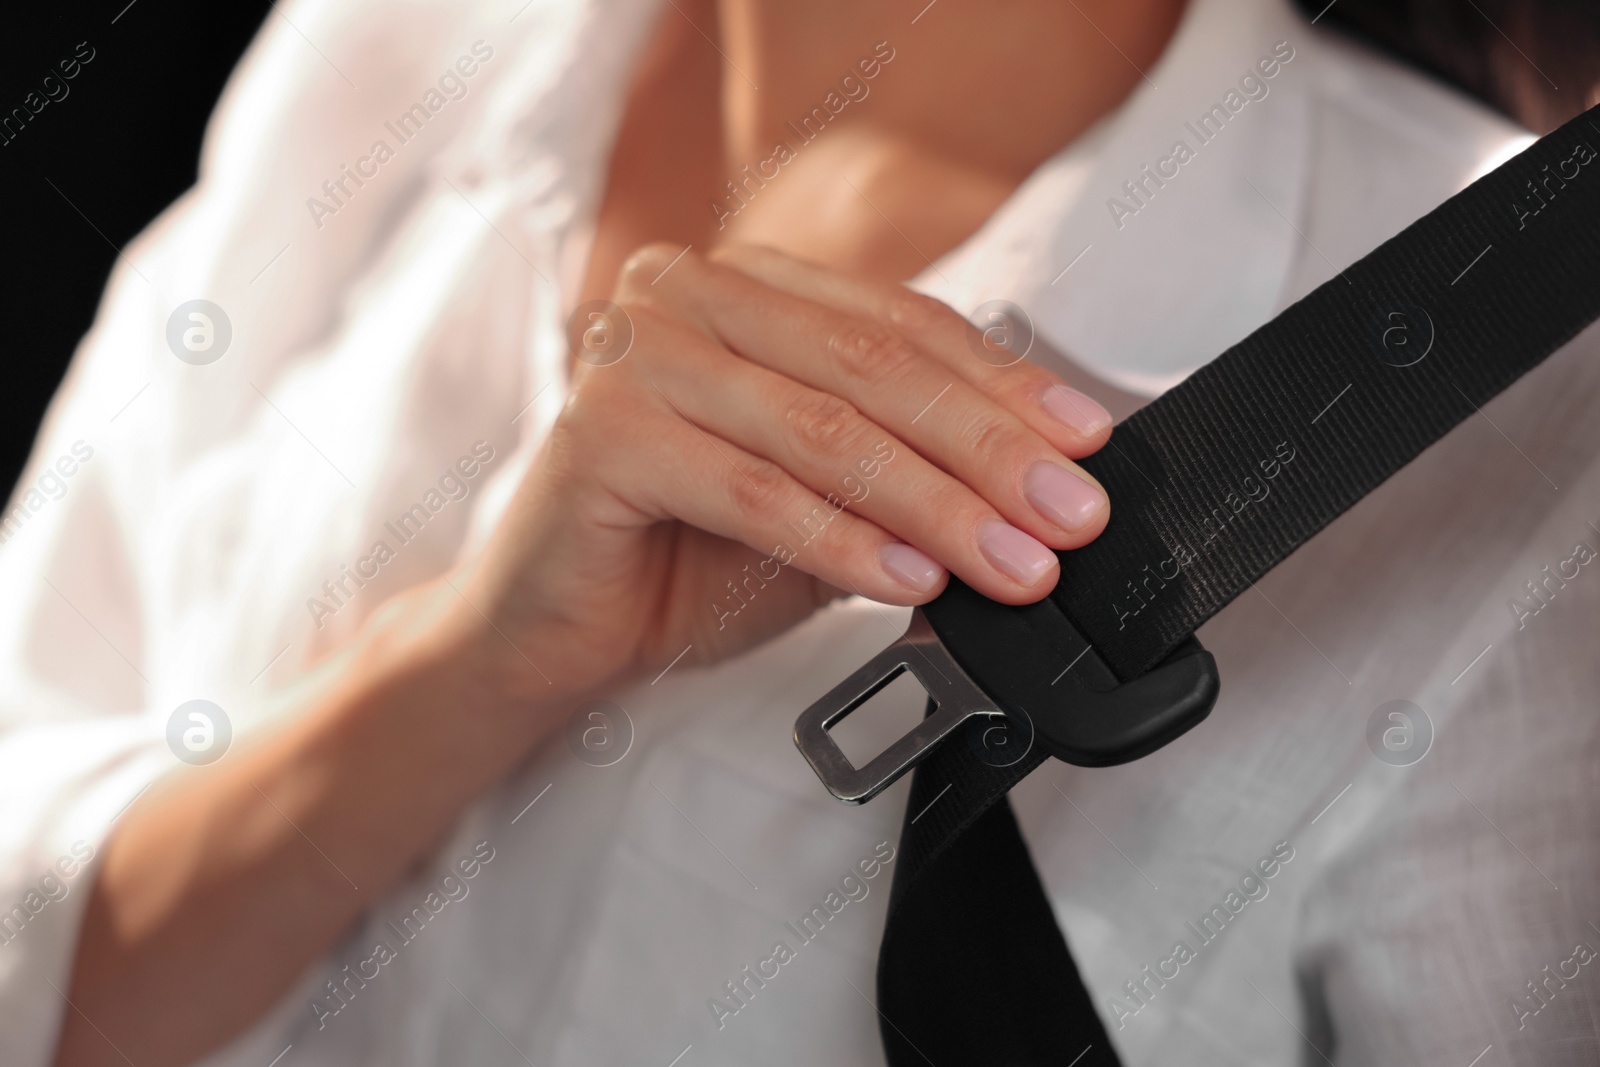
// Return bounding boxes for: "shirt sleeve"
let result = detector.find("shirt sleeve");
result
[0,0,479,1059]
[0,405,172,1063]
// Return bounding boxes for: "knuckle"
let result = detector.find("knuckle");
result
[828,321,918,384]
[556,377,625,448]
[726,459,792,523]
[884,291,955,335]
[995,365,1053,410]
[786,391,863,459]
[558,373,607,425]
[964,411,1019,465]
[616,242,695,293]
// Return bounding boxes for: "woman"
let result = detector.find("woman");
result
[2,0,1596,1063]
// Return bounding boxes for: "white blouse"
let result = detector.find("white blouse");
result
[3,0,1597,1063]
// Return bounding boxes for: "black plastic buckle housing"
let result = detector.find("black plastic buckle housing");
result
[794,606,1220,804]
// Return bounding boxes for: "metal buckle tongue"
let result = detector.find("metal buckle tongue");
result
[794,604,1221,805]
[792,608,1002,805]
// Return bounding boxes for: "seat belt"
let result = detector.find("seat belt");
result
[795,100,1600,1064]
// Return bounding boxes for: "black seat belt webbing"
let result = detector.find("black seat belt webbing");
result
[876,103,1600,1066]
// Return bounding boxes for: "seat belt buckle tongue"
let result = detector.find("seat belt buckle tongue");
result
[792,608,1000,805]
[793,607,1220,804]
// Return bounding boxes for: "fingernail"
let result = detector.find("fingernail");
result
[1024,461,1106,533]
[879,542,944,593]
[1042,384,1112,436]
[977,519,1057,586]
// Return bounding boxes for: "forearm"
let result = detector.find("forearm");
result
[54,578,562,1067]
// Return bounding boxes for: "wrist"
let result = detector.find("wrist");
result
[342,575,571,765]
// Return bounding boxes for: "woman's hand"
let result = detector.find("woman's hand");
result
[453,243,1114,706]
[53,246,1115,1067]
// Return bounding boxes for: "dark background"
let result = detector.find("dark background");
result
[0,0,1595,497]
[0,0,271,493]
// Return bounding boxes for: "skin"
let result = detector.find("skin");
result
[52,0,1186,1063]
